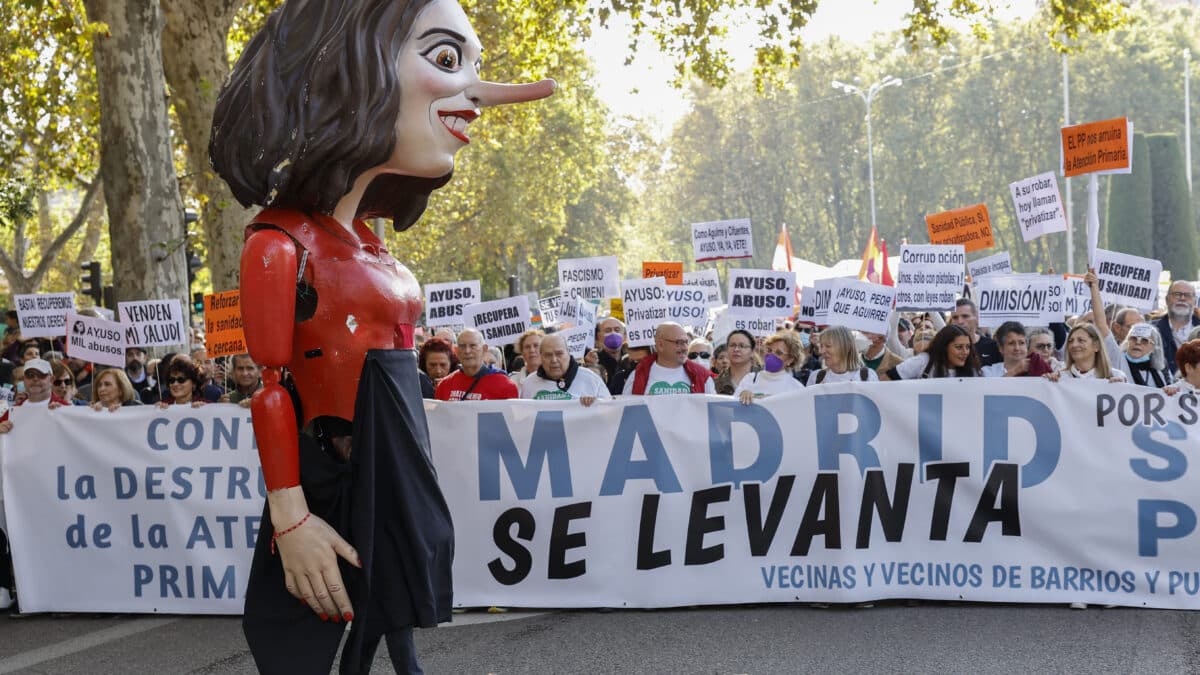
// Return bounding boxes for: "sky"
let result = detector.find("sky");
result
[580,0,1039,132]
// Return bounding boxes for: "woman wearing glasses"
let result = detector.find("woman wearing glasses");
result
[687,338,714,374]
[734,332,804,403]
[714,329,759,395]
[49,361,88,406]
[1083,268,1169,387]
[155,360,208,409]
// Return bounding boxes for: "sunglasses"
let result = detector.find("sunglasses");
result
[53,378,72,386]
[167,376,190,385]
[688,351,711,360]
[794,327,813,334]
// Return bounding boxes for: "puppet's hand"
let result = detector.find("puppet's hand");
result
[275,510,362,623]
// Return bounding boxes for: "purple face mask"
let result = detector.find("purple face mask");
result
[764,353,784,373]
[603,333,623,350]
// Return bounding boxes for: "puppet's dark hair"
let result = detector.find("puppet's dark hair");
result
[210,0,449,230]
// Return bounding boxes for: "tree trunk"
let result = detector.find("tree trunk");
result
[83,0,187,312]
[162,0,252,293]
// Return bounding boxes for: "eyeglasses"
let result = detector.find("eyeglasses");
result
[167,376,190,385]
[658,338,690,348]
[687,351,711,360]
[53,378,72,386]
[1169,291,1196,300]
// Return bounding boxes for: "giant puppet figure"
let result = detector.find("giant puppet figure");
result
[209,1,554,672]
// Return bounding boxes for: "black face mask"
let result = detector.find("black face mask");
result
[538,356,580,391]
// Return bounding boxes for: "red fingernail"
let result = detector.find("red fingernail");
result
[319,613,329,622]
[343,612,353,622]
[332,615,341,624]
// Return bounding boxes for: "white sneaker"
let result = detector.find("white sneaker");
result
[0,587,12,610]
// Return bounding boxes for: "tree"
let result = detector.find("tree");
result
[1146,133,1198,280]
[1104,132,1153,259]
[82,0,188,310]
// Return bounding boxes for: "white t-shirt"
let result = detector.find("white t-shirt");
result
[733,369,803,399]
[622,362,716,395]
[1063,365,1127,382]
[981,362,1009,378]
[520,368,611,401]
[894,353,930,380]
[806,367,879,386]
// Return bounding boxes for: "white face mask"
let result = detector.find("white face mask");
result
[694,357,710,371]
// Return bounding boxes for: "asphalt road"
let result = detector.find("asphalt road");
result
[1,603,1197,674]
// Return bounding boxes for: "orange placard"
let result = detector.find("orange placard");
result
[925,203,994,253]
[1061,117,1130,178]
[204,290,247,358]
[642,261,684,285]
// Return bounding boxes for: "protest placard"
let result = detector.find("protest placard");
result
[973,274,1064,327]
[424,280,481,328]
[558,326,592,359]
[1093,248,1161,312]
[621,277,668,347]
[1062,274,1092,316]
[1009,172,1068,241]
[925,203,994,253]
[810,278,840,324]
[538,295,562,328]
[691,218,754,263]
[1061,117,1132,178]
[65,312,126,368]
[727,269,795,318]
[14,293,74,339]
[117,299,187,348]
[826,279,897,335]
[797,286,817,323]
[682,269,723,307]
[558,256,620,301]
[894,245,965,312]
[967,251,1012,280]
[463,296,530,347]
[642,261,684,285]
[664,285,708,329]
[559,296,597,332]
[203,290,246,358]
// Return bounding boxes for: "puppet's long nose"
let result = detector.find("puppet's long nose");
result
[470,79,557,107]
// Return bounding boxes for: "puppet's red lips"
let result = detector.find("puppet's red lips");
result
[438,109,479,143]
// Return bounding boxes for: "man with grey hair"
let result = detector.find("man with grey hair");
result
[434,328,517,401]
[1154,280,1200,374]
[622,322,714,395]
[520,334,609,405]
[1111,307,1144,345]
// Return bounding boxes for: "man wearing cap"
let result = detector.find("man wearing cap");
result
[519,334,610,405]
[622,322,715,396]
[0,359,70,433]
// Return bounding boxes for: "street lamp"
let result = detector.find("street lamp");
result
[832,75,903,232]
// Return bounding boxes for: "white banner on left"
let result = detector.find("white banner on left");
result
[2,405,261,613]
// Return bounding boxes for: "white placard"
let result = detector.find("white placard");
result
[558,326,591,360]
[538,295,562,328]
[810,278,840,324]
[621,277,668,348]
[15,293,75,339]
[797,286,817,323]
[691,218,754,263]
[558,256,620,301]
[463,296,530,347]
[117,299,188,348]
[1062,276,1093,316]
[1093,248,1162,313]
[664,285,709,329]
[826,279,897,335]
[682,269,723,307]
[65,312,127,368]
[967,251,1013,280]
[424,280,481,328]
[973,274,1064,327]
[1010,172,1068,242]
[727,269,795,319]
[559,297,597,332]
[894,245,965,312]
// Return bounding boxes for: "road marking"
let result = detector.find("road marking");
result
[439,610,548,627]
[0,617,179,674]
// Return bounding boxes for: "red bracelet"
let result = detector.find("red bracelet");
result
[270,512,311,555]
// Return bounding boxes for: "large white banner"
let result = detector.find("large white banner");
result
[434,381,1200,609]
[9,382,1200,613]
[2,405,260,613]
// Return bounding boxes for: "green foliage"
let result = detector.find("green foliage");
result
[1146,133,1198,280]
[1104,132,1153,259]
